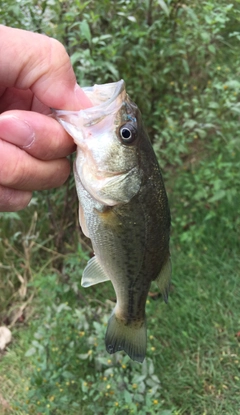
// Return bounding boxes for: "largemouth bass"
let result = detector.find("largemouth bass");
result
[55,80,171,363]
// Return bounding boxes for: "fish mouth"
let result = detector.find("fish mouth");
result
[54,80,126,138]
[55,80,125,120]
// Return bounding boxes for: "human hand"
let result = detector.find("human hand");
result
[0,25,92,212]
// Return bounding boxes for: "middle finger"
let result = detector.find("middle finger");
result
[0,139,71,191]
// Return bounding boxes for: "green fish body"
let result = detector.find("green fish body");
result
[55,80,171,362]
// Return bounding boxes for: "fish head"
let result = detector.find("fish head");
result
[54,80,146,205]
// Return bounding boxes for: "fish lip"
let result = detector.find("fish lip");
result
[54,80,125,118]
[83,79,125,109]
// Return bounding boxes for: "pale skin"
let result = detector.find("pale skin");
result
[0,25,92,212]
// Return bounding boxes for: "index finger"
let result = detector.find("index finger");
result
[0,25,92,111]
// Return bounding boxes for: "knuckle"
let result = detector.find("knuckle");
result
[46,37,70,75]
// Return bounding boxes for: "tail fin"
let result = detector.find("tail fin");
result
[105,311,147,363]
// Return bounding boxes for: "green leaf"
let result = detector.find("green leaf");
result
[157,0,170,16]
[183,119,198,129]
[148,360,154,375]
[62,370,74,379]
[224,80,240,89]
[124,390,132,404]
[80,20,91,44]
[151,374,161,384]
[182,59,190,75]
[209,190,226,203]
[0,212,20,220]
[195,128,207,138]
[127,16,136,22]
[70,51,82,66]
[208,44,216,54]
[25,347,36,357]
[208,102,219,109]
[146,378,157,387]
[78,353,89,359]
[105,62,119,79]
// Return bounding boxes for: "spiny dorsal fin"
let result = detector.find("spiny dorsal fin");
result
[82,256,110,287]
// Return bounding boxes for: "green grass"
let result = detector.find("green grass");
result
[0,328,33,415]
[149,249,240,414]
[1,194,239,414]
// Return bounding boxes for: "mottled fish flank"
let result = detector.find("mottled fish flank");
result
[54,80,171,362]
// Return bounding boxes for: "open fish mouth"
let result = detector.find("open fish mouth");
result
[53,80,128,152]
[55,80,126,121]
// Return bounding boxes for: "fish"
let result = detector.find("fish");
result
[54,80,171,363]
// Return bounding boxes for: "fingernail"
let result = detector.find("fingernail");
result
[0,115,35,148]
[74,84,93,110]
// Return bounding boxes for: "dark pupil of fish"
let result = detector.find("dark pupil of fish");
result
[121,128,131,140]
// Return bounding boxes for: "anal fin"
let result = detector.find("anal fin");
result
[155,256,172,303]
[82,256,110,287]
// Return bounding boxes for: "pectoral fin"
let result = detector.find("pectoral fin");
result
[155,256,172,303]
[82,256,110,287]
[99,167,141,204]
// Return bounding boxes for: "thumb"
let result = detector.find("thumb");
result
[0,25,92,110]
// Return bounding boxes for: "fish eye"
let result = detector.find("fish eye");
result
[119,124,137,144]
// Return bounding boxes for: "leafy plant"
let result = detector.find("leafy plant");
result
[20,301,170,415]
